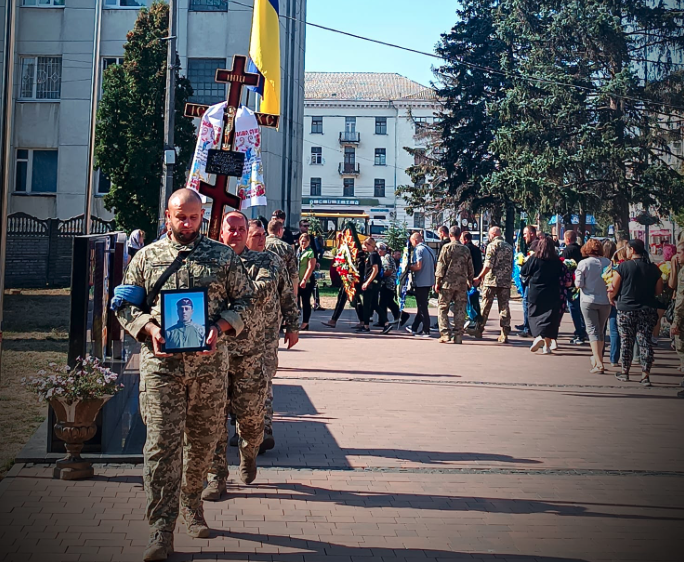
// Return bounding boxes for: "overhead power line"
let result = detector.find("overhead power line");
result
[229,0,684,113]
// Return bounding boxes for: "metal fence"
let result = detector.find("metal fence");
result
[5,212,116,288]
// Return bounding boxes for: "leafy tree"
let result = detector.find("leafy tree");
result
[397,0,519,241]
[95,1,196,239]
[385,221,410,253]
[490,0,684,234]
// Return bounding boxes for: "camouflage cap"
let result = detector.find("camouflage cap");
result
[177,297,193,307]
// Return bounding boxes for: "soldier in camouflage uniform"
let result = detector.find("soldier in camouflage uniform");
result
[670,240,684,397]
[253,221,299,452]
[202,213,275,500]
[115,189,253,562]
[472,226,514,343]
[435,226,474,344]
[266,218,299,296]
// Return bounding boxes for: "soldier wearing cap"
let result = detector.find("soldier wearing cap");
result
[116,189,253,562]
[435,226,474,344]
[165,297,205,349]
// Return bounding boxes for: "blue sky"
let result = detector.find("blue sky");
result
[304,0,459,87]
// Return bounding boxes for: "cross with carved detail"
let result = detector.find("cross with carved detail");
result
[184,54,280,240]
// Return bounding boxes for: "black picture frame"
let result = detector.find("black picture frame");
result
[160,288,210,353]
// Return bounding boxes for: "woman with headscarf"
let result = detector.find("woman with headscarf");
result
[127,229,145,262]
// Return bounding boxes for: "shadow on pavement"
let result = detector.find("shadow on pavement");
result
[229,482,684,521]
[183,530,591,562]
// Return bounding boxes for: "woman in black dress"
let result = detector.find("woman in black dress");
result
[521,236,573,354]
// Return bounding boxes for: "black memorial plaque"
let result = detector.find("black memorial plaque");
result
[206,149,245,177]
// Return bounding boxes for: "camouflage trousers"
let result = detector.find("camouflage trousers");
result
[478,286,511,334]
[208,351,267,482]
[438,288,467,338]
[263,337,279,432]
[138,348,227,532]
[676,333,684,368]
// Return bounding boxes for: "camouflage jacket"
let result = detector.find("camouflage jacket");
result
[265,234,299,287]
[259,251,299,338]
[227,248,284,357]
[674,261,684,330]
[436,242,474,290]
[116,234,253,360]
[483,236,514,288]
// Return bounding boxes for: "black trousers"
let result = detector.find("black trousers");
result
[332,286,347,321]
[378,286,400,325]
[411,286,432,334]
[299,281,314,324]
[361,284,380,325]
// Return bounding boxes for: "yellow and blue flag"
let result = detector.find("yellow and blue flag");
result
[248,0,281,116]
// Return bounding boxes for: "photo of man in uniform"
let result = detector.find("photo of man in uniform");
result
[165,297,205,350]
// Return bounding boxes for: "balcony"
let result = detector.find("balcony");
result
[338,162,360,176]
[339,131,361,144]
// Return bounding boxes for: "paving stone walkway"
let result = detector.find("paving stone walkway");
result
[1,302,683,562]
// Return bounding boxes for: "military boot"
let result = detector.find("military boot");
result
[143,529,174,561]
[201,478,226,501]
[180,505,210,538]
[259,428,275,455]
[453,334,463,345]
[239,449,258,485]
[467,324,483,339]
[497,331,509,344]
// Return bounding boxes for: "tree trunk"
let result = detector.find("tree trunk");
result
[612,193,630,240]
[504,201,516,245]
[489,203,503,227]
[578,211,587,244]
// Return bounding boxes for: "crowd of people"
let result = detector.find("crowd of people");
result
[114,192,684,561]
[307,219,683,394]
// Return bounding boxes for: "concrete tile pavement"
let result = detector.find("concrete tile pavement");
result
[0,304,683,561]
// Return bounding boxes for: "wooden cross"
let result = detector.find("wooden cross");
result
[184,55,280,240]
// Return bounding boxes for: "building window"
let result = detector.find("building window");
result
[189,0,228,11]
[97,171,111,195]
[311,116,323,134]
[310,147,322,165]
[19,56,62,100]
[343,178,354,197]
[374,148,386,166]
[15,149,58,193]
[310,178,321,197]
[375,117,387,135]
[413,212,425,229]
[374,179,386,198]
[22,0,65,6]
[414,117,432,133]
[344,146,356,165]
[345,117,356,133]
[187,58,226,105]
[104,0,151,7]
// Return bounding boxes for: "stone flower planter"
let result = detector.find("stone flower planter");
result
[50,396,113,480]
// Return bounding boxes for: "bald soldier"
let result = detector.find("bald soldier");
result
[116,189,253,562]
[265,218,299,296]
[203,212,293,500]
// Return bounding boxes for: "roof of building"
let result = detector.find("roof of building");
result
[305,72,437,101]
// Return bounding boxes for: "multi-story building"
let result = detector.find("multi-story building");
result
[302,72,440,228]
[1,0,305,225]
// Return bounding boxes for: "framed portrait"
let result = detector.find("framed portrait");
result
[160,288,210,353]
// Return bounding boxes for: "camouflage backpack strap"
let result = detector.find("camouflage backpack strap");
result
[143,245,200,312]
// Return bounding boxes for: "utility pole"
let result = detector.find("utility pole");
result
[158,0,177,231]
[0,0,17,378]
[84,0,103,236]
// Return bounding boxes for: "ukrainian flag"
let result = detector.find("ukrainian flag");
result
[249,0,281,116]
